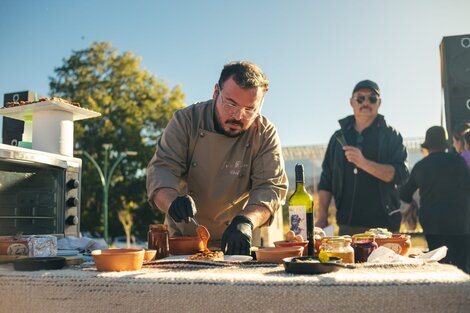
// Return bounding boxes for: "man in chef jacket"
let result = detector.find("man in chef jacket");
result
[146,61,288,255]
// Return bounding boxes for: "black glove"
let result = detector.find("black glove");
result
[168,195,197,223]
[221,215,254,256]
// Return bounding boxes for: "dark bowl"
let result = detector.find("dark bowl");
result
[13,257,66,271]
[283,256,354,274]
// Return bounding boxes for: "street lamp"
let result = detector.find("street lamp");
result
[75,144,137,243]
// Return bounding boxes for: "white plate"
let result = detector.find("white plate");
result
[162,255,252,262]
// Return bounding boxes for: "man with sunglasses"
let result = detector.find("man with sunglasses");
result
[146,61,288,255]
[317,80,409,235]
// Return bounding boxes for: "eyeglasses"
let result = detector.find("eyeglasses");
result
[353,95,379,104]
[217,84,262,119]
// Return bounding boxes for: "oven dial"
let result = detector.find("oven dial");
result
[66,215,79,225]
[66,197,79,207]
[67,179,79,189]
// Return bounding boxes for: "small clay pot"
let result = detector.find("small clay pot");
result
[374,234,411,256]
[91,248,145,272]
[0,238,29,256]
[273,240,309,256]
[256,246,304,263]
[143,249,157,262]
[168,236,204,255]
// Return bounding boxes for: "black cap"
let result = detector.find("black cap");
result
[353,80,380,96]
[421,126,448,150]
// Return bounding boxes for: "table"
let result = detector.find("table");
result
[0,260,469,313]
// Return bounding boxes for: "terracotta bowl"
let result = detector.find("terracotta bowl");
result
[273,240,309,256]
[143,249,157,262]
[0,238,29,256]
[91,248,145,272]
[256,246,304,263]
[169,236,204,255]
[374,234,411,256]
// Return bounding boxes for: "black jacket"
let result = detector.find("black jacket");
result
[318,114,409,228]
[400,151,470,235]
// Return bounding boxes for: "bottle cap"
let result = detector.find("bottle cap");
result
[295,163,304,182]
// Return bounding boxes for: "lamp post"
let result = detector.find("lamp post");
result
[76,144,137,243]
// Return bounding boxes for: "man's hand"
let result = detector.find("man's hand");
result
[168,195,197,223]
[221,215,253,256]
[343,145,366,167]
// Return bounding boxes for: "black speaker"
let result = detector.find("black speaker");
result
[2,91,36,146]
[440,34,470,136]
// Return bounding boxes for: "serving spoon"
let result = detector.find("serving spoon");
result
[190,217,210,251]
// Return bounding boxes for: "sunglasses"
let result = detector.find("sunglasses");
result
[353,95,379,104]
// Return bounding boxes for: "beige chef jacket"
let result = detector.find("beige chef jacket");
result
[146,99,288,242]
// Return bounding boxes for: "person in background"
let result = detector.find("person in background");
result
[316,80,409,235]
[462,129,470,168]
[146,61,288,255]
[400,126,470,273]
[451,122,470,155]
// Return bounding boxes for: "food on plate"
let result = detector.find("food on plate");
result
[5,97,81,108]
[189,250,224,261]
[291,257,320,263]
[284,230,304,243]
[286,230,296,241]
[364,228,392,238]
[318,250,330,263]
[314,227,326,240]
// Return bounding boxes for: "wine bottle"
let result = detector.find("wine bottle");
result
[288,163,314,256]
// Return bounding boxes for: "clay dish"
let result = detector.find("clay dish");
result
[0,238,29,255]
[169,236,204,255]
[273,240,309,256]
[143,249,157,262]
[374,234,411,256]
[256,246,304,263]
[91,248,145,271]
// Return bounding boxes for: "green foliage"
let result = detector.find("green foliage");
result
[49,41,185,240]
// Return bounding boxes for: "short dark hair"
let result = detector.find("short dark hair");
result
[452,122,470,140]
[218,61,269,92]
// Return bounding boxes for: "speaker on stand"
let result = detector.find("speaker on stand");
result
[440,34,470,140]
[2,91,37,146]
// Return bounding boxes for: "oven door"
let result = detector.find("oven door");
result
[0,159,66,236]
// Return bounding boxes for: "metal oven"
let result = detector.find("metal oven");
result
[0,143,81,237]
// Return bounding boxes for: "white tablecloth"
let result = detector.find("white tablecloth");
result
[0,261,469,313]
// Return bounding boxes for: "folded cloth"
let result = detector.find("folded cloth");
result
[414,246,448,262]
[57,236,108,252]
[367,246,448,264]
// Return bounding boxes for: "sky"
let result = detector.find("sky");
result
[1,0,469,147]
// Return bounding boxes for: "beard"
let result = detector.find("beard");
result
[214,115,246,138]
[221,119,246,137]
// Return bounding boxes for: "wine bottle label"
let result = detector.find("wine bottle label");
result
[288,205,307,239]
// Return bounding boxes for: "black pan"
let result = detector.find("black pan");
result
[283,256,355,274]
[13,257,66,271]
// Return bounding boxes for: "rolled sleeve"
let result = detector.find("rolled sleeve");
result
[146,110,190,204]
[247,124,288,226]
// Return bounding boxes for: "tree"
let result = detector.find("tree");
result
[49,41,185,240]
[117,196,138,248]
